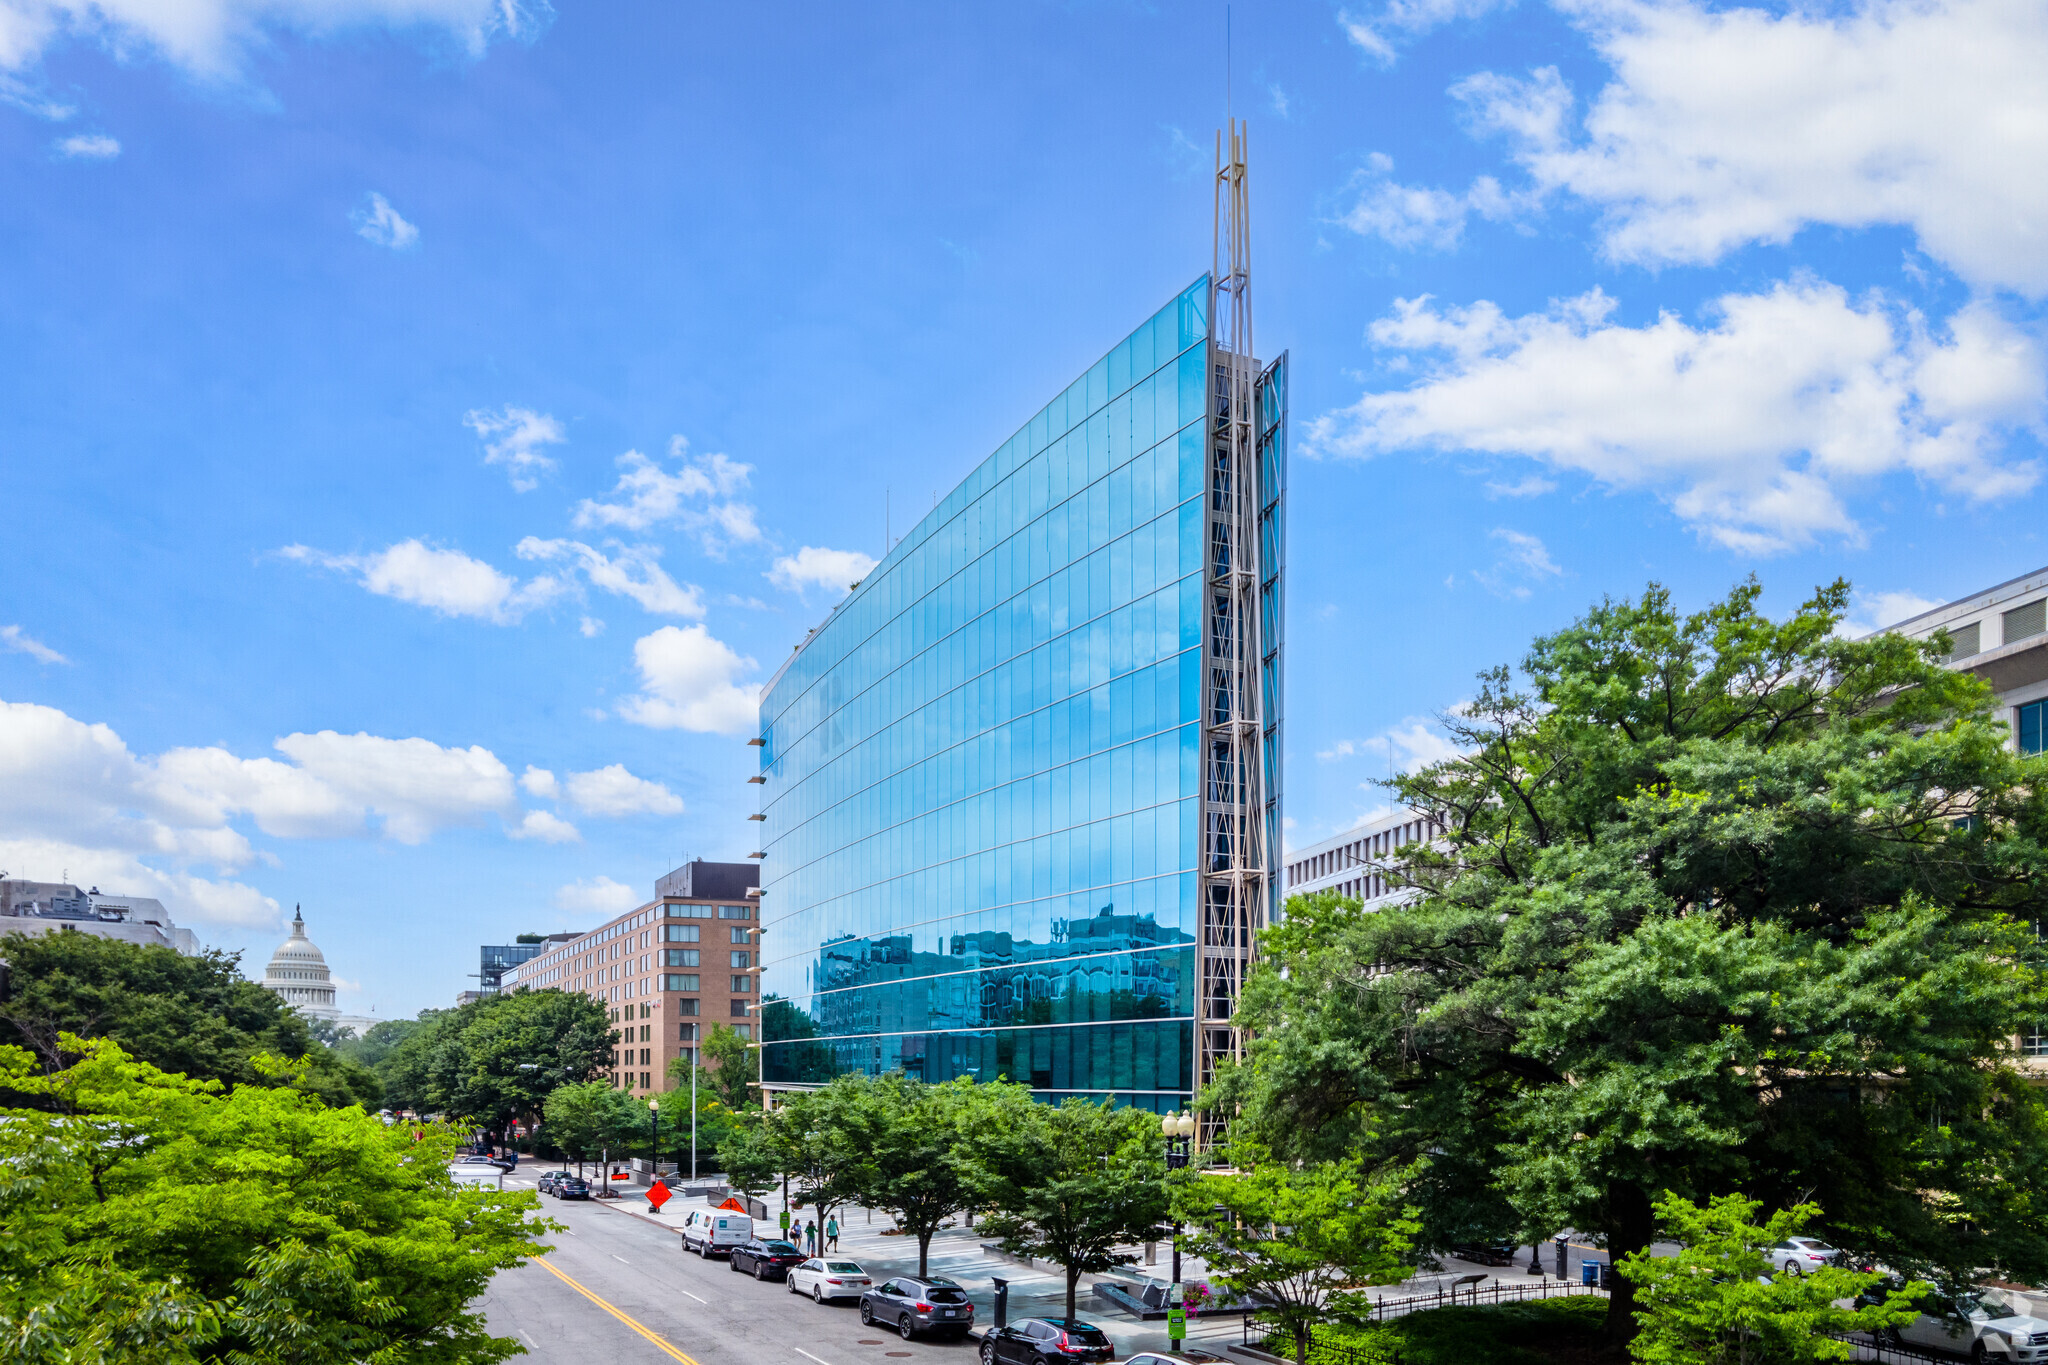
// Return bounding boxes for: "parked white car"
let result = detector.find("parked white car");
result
[1889,1289,2048,1362]
[1769,1237,1839,1275]
[448,1158,503,1191]
[786,1257,873,1304]
[679,1208,754,1258]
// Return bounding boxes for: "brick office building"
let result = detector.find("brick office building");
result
[501,860,761,1094]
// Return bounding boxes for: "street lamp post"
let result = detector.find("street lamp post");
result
[1159,1110,1198,1291]
[649,1097,660,1181]
[689,1043,698,1181]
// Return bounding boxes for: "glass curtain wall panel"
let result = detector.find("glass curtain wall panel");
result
[756,278,1232,1111]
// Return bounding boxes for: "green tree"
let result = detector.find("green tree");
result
[1173,1148,1422,1365]
[0,1035,547,1363]
[333,1017,422,1075]
[1621,1194,1924,1365]
[966,1094,1170,1324]
[714,1112,780,1205]
[1216,580,2048,1345]
[0,928,377,1107]
[373,989,611,1129]
[699,1021,757,1111]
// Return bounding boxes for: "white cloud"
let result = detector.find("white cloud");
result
[0,0,550,82]
[54,132,116,158]
[1341,0,1514,65]
[1842,588,1947,639]
[1483,473,1556,499]
[0,697,540,925]
[519,765,559,798]
[1310,282,2046,553]
[579,615,604,638]
[268,730,515,845]
[352,191,417,250]
[1455,0,2048,294]
[515,537,704,618]
[1474,528,1562,598]
[509,808,579,843]
[767,545,878,596]
[281,540,565,623]
[617,624,760,735]
[572,439,760,553]
[1,624,67,664]
[465,406,564,492]
[1317,718,1463,771]
[563,763,684,818]
[553,875,638,916]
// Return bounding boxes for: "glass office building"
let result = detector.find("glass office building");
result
[754,274,1284,1111]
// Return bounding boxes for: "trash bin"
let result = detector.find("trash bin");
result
[1581,1260,1601,1287]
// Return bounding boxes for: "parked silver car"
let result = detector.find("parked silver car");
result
[1887,1289,2048,1362]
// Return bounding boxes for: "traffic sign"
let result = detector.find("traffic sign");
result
[647,1180,671,1212]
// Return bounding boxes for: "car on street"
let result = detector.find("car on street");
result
[860,1274,977,1340]
[680,1209,755,1257]
[1122,1353,1227,1365]
[729,1237,806,1281]
[786,1257,873,1303]
[1878,1288,2048,1361]
[1769,1237,1841,1275]
[448,1157,503,1191]
[977,1317,1113,1363]
[537,1171,562,1195]
[555,1176,590,1201]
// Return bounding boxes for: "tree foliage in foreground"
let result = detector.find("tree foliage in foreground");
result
[1215,579,2048,1344]
[0,1036,547,1364]
[1172,1147,1421,1365]
[0,928,378,1108]
[1620,1194,1924,1365]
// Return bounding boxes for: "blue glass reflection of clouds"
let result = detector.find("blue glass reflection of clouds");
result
[757,279,1211,1108]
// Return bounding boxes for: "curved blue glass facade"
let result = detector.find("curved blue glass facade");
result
[755,277,1281,1109]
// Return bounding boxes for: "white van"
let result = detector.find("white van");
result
[448,1159,503,1192]
[680,1208,754,1257]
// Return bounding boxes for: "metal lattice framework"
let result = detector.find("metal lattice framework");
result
[1196,119,1270,1149]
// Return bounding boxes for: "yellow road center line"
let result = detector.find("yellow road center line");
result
[531,1255,703,1365]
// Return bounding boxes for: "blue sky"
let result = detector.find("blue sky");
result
[3,0,2044,1019]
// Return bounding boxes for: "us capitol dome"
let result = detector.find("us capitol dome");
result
[261,905,340,1022]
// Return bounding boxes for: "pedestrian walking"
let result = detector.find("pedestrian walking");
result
[825,1215,839,1252]
[806,1220,818,1255]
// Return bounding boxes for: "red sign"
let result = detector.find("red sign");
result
[611,1172,632,1180]
[647,1180,671,1211]
[716,1196,749,1212]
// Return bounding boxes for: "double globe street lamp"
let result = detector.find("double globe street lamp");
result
[1159,1110,1199,1291]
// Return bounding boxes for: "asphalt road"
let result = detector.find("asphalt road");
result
[482,1181,997,1365]
[479,1167,1595,1364]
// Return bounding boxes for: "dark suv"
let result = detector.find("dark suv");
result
[729,1238,805,1281]
[860,1275,976,1340]
[979,1317,1113,1364]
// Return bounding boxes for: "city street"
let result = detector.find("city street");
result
[481,1167,1587,1364]
[484,1168,1249,1364]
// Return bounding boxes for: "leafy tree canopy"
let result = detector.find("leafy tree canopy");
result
[1620,1194,1924,1365]
[0,929,377,1108]
[372,988,611,1126]
[1173,1147,1421,1365]
[0,1035,546,1364]
[1216,579,2048,1344]
[966,1093,1169,1324]
[698,1021,757,1111]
